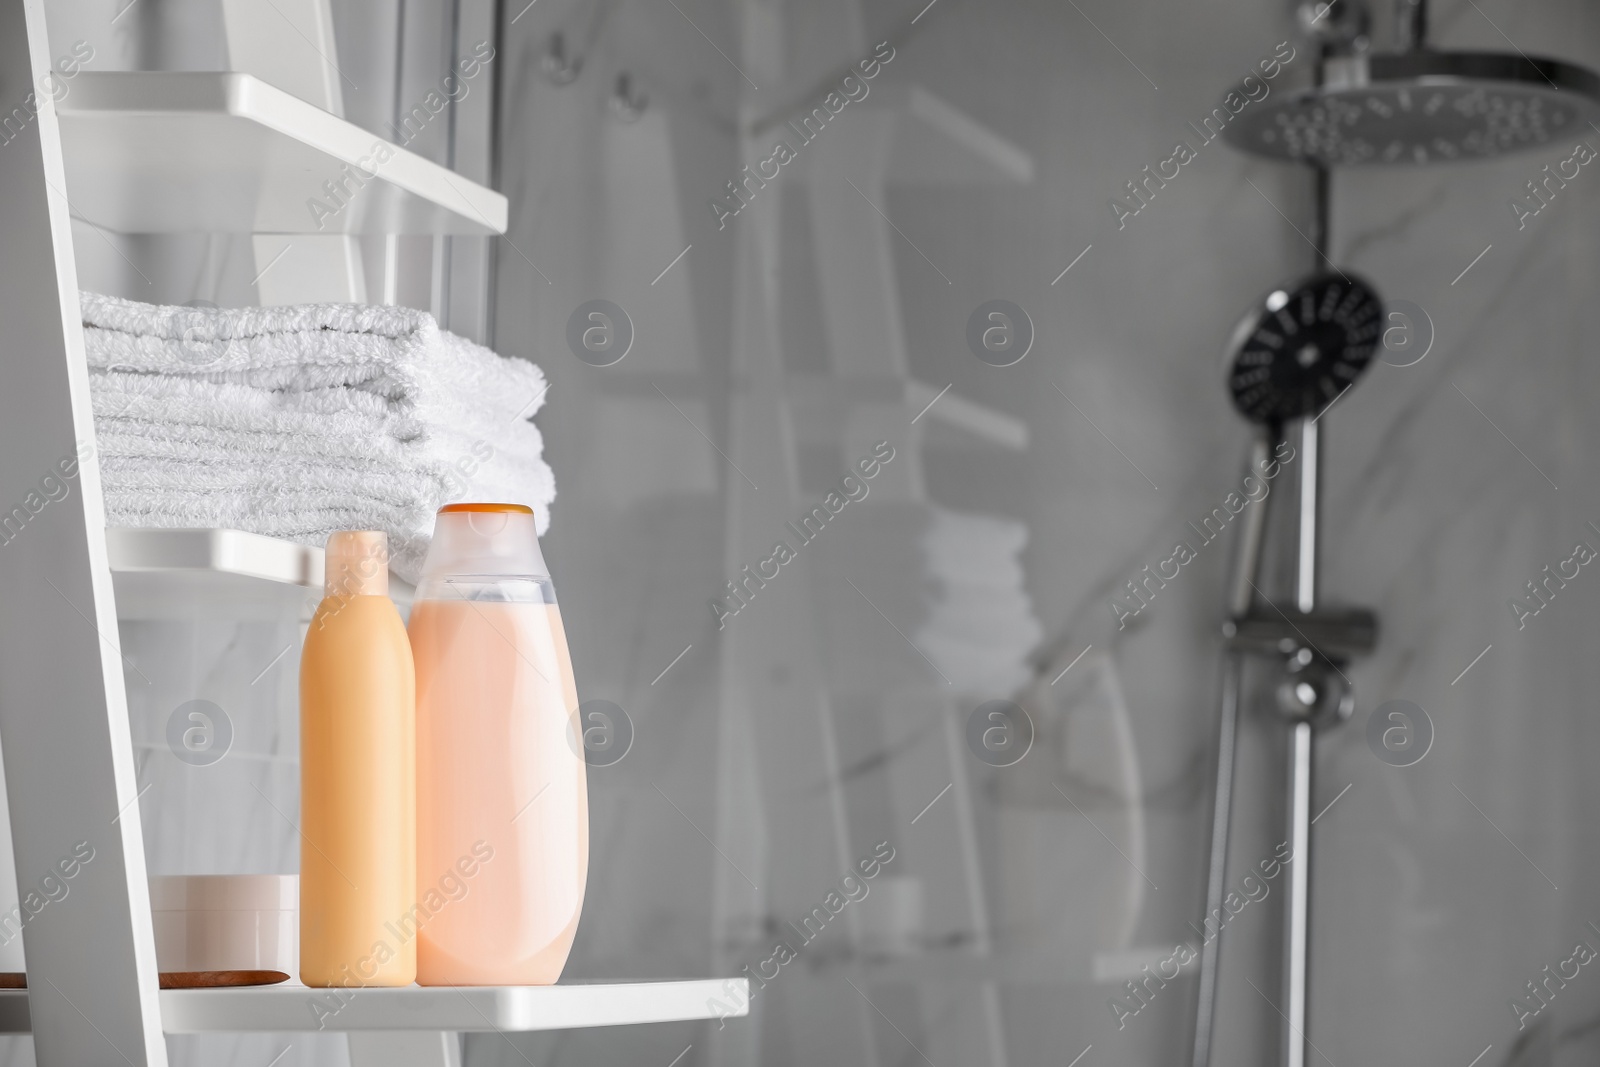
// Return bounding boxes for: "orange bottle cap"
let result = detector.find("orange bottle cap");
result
[438,503,534,515]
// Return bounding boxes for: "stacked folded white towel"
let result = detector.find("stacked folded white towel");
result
[81,292,556,582]
[913,508,1041,695]
[813,502,1040,694]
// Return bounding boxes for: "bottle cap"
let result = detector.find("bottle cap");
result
[324,530,389,598]
[423,503,548,579]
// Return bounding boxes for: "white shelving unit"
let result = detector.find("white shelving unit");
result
[0,1,745,1064]
[57,72,508,236]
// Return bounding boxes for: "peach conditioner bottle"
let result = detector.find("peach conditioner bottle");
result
[409,503,588,985]
[299,530,417,987]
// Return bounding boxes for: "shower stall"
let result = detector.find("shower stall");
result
[498,0,1600,1063]
[1195,5,1600,1064]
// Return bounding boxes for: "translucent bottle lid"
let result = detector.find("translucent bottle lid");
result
[423,503,549,580]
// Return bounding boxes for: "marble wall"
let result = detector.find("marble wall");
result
[486,0,1600,1065]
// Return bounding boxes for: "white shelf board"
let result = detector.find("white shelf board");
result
[106,528,415,620]
[783,84,1034,189]
[57,73,507,236]
[806,945,1196,985]
[107,527,322,586]
[107,527,321,620]
[779,377,1028,451]
[0,979,747,1034]
[905,378,1028,451]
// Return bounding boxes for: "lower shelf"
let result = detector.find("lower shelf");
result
[107,527,320,621]
[0,979,747,1034]
[106,527,415,620]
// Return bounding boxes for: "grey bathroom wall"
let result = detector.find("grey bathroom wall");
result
[486,1,1600,1066]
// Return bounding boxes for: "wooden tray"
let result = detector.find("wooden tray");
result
[0,970,290,989]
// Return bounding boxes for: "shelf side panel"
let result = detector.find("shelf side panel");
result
[0,2,167,1064]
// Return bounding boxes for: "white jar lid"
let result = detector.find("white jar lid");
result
[149,874,297,912]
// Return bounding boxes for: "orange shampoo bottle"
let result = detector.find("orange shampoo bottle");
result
[299,531,417,987]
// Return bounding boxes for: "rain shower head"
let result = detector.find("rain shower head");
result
[1225,273,1382,426]
[1224,0,1600,166]
[1225,52,1600,166]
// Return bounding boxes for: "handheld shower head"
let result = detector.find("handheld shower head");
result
[1225,273,1383,426]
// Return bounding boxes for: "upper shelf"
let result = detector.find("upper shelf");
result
[0,979,748,1033]
[56,72,508,236]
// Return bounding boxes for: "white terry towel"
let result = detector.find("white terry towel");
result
[922,508,1029,587]
[92,370,551,481]
[81,294,547,421]
[914,509,1039,693]
[82,292,556,582]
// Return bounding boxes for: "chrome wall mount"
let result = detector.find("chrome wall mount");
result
[540,31,583,84]
[1190,426,1381,1067]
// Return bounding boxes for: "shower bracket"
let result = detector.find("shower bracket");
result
[1222,606,1377,662]
[1318,54,1370,91]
